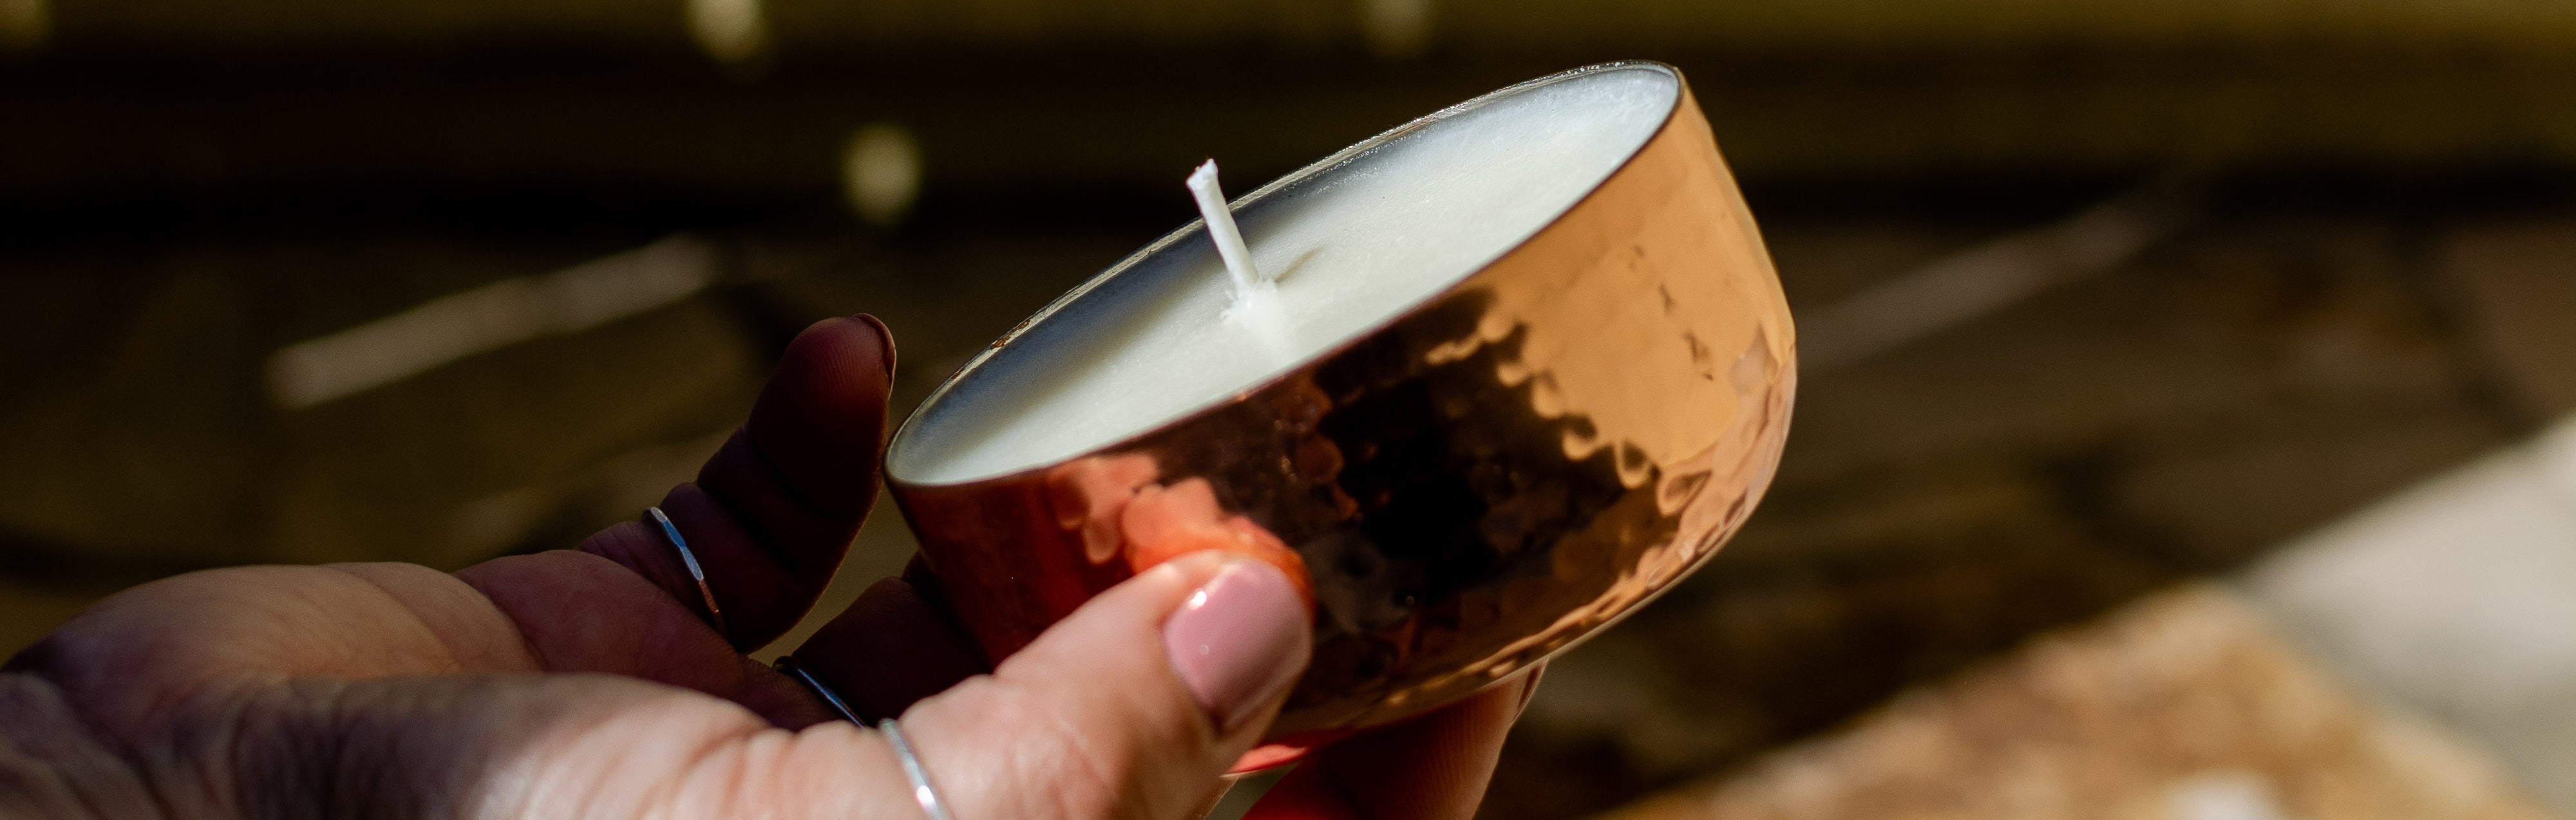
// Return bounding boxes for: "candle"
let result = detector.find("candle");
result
[893,65,1681,486]
[873,61,1795,743]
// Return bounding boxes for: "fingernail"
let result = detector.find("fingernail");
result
[1162,559,1311,732]
[853,313,896,378]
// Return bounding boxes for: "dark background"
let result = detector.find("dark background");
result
[5,2,2575,817]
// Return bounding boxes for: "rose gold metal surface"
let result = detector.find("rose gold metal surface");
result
[887,62,1796,739]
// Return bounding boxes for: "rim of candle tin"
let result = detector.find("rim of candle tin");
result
[886,60,1689,488]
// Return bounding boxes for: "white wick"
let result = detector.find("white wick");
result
[1186,160,1267,298]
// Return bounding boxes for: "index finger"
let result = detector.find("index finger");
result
[571,313,896,649]
[457,313,892,717]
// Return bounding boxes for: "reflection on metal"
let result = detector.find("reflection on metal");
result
[889,67,1797,740]
[0,0,44,52]
[266,236,717,410]
[1362,0,1432,58]
[687,0,770,68]
[1797,182,2191,372]
[844,124,924,228]
[1203,763,1296,820]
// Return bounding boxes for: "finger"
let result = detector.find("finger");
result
[431,551,1309,819]
[456,550,837,727]
[452,314,886,718]
[784,570,991,723]
[574,313,895,648]
[895,550,1313,819]
[583,483,800,644]
[1248,666,1540,820]
[741,313,898,518]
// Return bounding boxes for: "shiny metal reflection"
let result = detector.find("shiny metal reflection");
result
[887,61,1797,742]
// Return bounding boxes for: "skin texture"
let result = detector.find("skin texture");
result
[0,314,1528,820]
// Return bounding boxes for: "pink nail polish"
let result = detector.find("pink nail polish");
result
[1162,560,1312,732]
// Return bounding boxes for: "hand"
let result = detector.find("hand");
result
[0,314,1531,819]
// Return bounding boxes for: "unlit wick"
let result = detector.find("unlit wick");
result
[1187,160,1273,303]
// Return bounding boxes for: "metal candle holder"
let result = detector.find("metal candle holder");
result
[884,61,1796,755]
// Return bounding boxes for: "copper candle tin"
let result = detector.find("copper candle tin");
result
[885,62,1795,738]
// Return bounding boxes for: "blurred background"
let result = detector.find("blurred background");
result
[5,1,2576,817]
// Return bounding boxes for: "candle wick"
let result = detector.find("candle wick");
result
[1186,160,1268,297]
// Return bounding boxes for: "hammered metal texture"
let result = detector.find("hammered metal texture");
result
[890,69,1797,738]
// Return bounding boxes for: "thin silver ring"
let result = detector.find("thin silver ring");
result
[772,661,954,819]
[646,506,730,637]
[773,657,865,724]
[878,716,956,820]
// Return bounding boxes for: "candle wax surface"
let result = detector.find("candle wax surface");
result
[891,66,1680,485]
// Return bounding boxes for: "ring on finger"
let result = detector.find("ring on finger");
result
[647,506,730,637]
[774,656,865,724]
[772,658,955,820]
[879,715,956,820]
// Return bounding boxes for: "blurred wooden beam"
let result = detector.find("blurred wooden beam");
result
[4,48,2575,211]
[29,0,2576,54]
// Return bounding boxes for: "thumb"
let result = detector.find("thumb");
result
[895,550,1312,819]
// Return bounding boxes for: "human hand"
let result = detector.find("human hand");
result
[0,314,1531,819]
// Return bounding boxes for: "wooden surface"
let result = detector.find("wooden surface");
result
[1600,584,2553,820]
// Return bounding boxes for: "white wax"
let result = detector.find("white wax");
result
[895,66,1678,485]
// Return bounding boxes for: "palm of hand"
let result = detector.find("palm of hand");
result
[1,315,1526,820]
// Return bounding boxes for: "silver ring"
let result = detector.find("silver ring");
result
[773,656,865,724]
[647,506,730,637]
[878,716,956,820]
[772,661,954,819]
